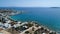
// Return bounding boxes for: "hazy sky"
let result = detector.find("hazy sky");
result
[0,0,60,7]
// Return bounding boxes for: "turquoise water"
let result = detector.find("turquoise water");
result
[0,7,60,32]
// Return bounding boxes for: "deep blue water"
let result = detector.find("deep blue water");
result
[0,7,60,32]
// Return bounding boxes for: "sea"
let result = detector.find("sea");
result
[0,7,60,32]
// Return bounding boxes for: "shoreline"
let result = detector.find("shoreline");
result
[0,9,58,34]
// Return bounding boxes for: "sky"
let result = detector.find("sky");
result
[0,0,60,7]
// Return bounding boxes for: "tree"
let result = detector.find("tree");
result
[25,31,29,34]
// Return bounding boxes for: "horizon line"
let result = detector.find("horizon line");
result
[0,6,59,7]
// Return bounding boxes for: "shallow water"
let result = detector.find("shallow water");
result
[0,7,60,32]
